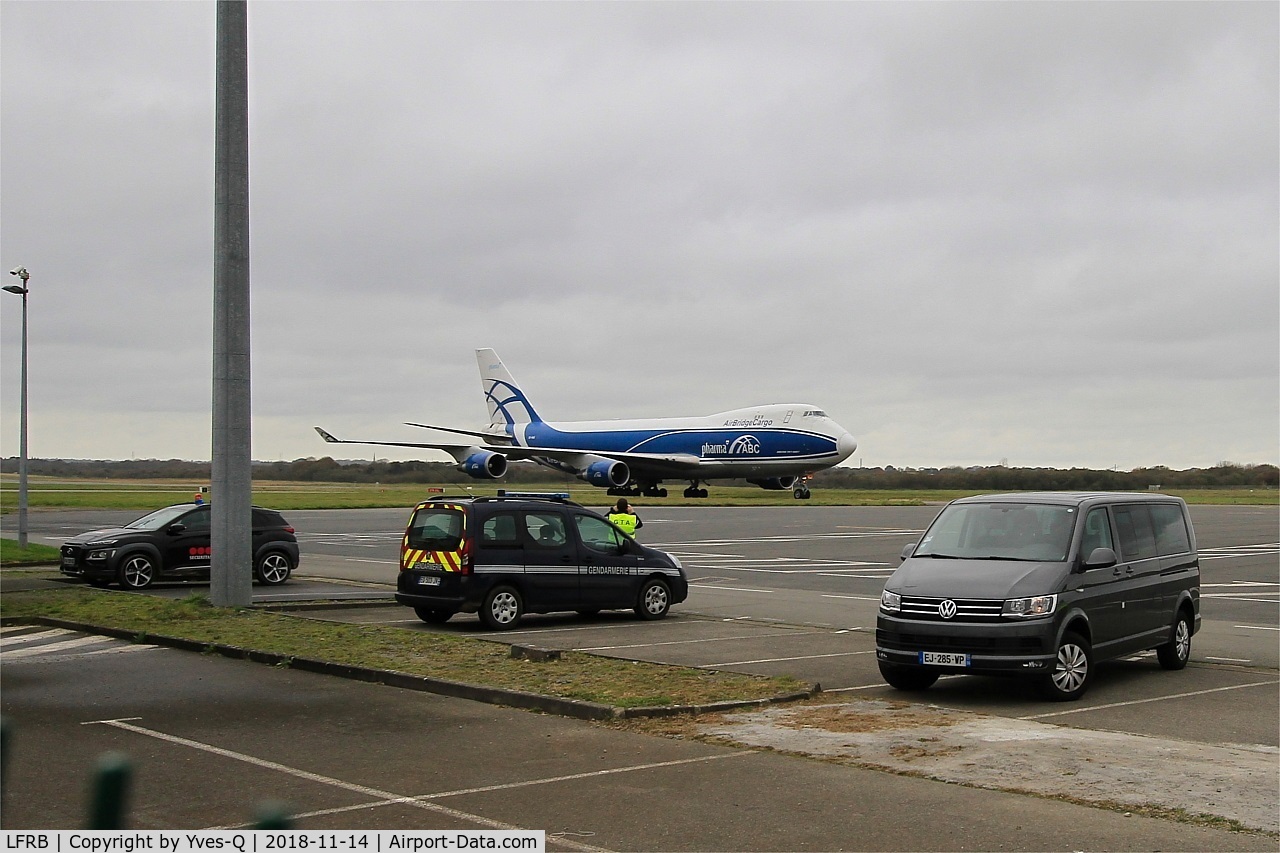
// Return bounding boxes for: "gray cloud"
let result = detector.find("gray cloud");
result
[2,1,1275,470]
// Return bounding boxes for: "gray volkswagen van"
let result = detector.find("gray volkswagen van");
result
[876,492,1200,701]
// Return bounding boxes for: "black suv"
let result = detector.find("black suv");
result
[395,492,688,629]
[59,503,300,590]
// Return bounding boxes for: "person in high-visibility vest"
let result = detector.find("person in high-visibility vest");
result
[606,498,642,536]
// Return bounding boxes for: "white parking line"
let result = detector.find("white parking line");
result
[1019,679,1280,720]
[5,644,158,665]
[575,630,832,652]
[88,717,747,847]
[688,583,772,594]
[701,650,874,667]
[3,635,110,658]
[1,628,67,645]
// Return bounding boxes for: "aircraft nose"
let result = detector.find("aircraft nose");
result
[837,430,857,459]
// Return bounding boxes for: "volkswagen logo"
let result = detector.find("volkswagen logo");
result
[938,599,957,619]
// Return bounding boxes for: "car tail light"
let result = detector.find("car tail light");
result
[283,526,295,534]
[459,535,473,575]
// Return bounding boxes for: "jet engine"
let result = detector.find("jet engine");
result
[579,457,630,488]
[461,450,508,480]
[747,475,799,491]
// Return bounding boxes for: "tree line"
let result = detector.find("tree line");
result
[4,456,1276,490]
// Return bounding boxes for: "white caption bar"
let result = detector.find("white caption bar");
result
[1,832,545,853]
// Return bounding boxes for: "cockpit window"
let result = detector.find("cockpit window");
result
[803,409,827,418]
[916,503,1076,562]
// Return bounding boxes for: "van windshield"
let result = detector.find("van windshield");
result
[407,508,464,551]
[916,503,1075,562]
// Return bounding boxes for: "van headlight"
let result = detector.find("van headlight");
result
[880,589,901,613]
[1003,594,1057,618]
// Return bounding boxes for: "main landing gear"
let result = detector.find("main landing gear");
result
[683,480,709,498]
[608,482,669,498]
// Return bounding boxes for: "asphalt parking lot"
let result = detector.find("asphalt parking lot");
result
[3,503,1277,847]
[3,624,1276,849]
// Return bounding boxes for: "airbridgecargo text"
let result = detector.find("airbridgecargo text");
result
[2,834,543,853]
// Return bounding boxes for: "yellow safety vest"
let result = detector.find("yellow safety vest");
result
[608,511,638,536]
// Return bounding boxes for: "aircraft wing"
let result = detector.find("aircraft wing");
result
[315,427,699,472]
[313,426,476,453]
[505,446,701,470]
[404,421,513,444]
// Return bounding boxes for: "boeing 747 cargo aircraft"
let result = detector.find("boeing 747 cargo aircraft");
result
[316,349,856,498]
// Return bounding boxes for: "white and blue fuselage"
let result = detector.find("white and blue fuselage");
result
[508,406,855,481]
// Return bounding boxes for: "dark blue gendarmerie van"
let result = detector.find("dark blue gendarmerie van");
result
[394,492,687,630]
[876,492,1200,701]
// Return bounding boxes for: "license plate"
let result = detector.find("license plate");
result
[417,576,441,587]
[919,651,969,667]
[61,556,76,567]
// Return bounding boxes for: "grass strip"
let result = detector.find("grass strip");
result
[0,539,62,565]
[0,587,804,710]
[3,479,1274,511]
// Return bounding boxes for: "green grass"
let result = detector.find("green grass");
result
[0,586,803,709]
[1,477,1273,511]
[0,538,62,566]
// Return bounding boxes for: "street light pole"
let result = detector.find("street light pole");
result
[4,266,30,549]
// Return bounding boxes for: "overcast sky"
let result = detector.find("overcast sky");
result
[2,1,1276,472]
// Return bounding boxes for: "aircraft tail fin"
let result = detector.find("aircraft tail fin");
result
[476,348,542,427]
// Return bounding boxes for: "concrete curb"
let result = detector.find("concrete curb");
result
[0,615,819,721]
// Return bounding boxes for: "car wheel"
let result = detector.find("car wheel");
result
[1156,609,1193,670]
[635,577,671,620]
[414,607,453,625]
[878,661,939,691]
[117,554,156,590]
[480,585,523,630]
[255,551,293,585]
[1038,631,1092,701]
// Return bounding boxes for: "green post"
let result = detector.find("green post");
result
[88,752,132,829]
[1,716,11,792]
[253,802,293,829]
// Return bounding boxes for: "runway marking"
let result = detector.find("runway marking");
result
[86,717,745,848]
[1206,656,1253,663]
[1019,679,1280,720]
[821,593,882,602]
[1234,625,1280,631]
[701,650,873,667]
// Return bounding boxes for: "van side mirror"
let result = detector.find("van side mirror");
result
[1082,547,1117,569]
[899,543,916,562]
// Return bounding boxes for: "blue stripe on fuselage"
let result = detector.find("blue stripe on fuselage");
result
[519,424,839,461]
